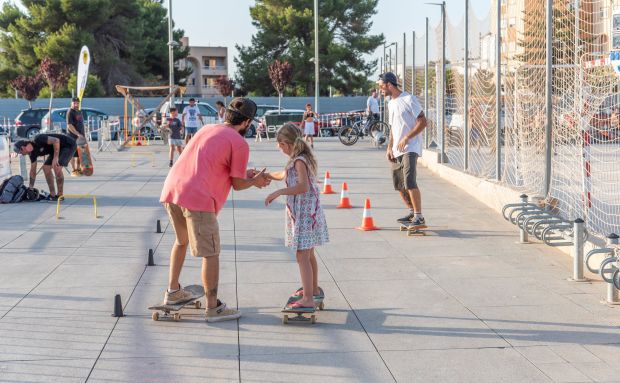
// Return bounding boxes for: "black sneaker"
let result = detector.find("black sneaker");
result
[169,160,173,168]
[410,216,427,229]
[397,212,415,224]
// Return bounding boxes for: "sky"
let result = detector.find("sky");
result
[1,0,493,76]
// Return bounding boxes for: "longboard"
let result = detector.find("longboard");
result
[77,141,94,176]
[148,284,204,321]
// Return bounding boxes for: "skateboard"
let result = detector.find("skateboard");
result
[282,297,316,324]
[291,286,325,310]
[148,284,204,321]
[399,223,428,236]
[77,139,94,176]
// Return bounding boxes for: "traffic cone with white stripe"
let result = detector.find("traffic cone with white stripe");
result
[321,171,336,194]
[356,198,379,231]
[336,182,352,208]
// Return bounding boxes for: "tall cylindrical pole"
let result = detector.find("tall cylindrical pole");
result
[383,44,386,73]
[495,0,502,180]
[403,33,406,92]
[412,31,416,96]
[167,0,174,105]
[314,0,319,113]
[441,1,446,163]
[545,0,553,195]
[395,42,398,80]
[425,18,429,149]
[464,0,470,170]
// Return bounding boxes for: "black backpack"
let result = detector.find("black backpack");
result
[0,175,26,203]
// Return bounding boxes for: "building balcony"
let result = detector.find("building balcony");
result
[202,66,227,76]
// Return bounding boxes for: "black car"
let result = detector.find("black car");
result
[15,108,49,138]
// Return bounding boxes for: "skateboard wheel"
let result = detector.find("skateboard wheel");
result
[311,315,316,324]
[152,312,159,321]
[318,301,324,310]
[283,315,289,324]
[194,301,201,309]
[173,313,181,321]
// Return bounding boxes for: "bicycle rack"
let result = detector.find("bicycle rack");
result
[584,234,620,304]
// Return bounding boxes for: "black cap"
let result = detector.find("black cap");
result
[71,97,80,102]
[226,97,258,122]
[13,139,29,153]
[378,72,400,87]
[189,97,196,102]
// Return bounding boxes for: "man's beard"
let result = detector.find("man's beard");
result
[239,128,248,136]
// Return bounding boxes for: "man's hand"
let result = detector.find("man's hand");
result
[397,137,409,152]
[386,148,394,162]
[51,157,60,170]
[246,168,259,178]
[265,190,280,206]
[252,168,270,188]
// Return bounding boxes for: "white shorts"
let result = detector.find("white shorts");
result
[169,139,185,147]
[304,121,315,135]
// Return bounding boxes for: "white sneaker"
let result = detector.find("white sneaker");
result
[163,286,193,305]
[205,300,241,322]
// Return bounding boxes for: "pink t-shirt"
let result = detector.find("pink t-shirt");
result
[160,124,249,213]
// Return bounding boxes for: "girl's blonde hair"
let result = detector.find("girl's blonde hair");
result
[277,122,318,175]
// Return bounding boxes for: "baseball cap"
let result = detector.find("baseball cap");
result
[226,97,258,122]
[13,139,29,154]
[189,97,196,102]
[71,97,80,102]
[377,72,400,87]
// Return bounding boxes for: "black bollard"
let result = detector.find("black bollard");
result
[147,249,156,266]
[156,219,162,233]
[112,294,124,317]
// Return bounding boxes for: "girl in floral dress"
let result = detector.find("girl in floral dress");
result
[265,123,329,310]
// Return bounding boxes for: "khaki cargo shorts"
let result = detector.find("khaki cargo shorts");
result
[164,203,220,257]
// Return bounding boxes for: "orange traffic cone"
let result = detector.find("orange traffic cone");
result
[337,182,352,208]
[356,198,379,231]
[321,171,336,194]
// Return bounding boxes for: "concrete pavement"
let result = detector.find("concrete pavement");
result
[0,138,619,383]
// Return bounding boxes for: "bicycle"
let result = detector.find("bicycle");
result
[338,114,390,147]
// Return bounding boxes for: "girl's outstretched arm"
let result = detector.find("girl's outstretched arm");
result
[267,170,286,181]
[265,160,310,206]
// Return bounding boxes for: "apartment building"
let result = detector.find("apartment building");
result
[178,37,228,97]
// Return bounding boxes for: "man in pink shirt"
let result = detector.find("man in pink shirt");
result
[160,97,270,322]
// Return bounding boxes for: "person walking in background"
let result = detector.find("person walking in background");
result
[182,98,204,144]
[301,103,318,149]
[160,97,270,322]
[366,89,381,122]
[377,72,428,229]
[66,98,85,177]
[265,123,329,311]
[215,101,225,123]
[13,133,76,201]
[165,107,184,168]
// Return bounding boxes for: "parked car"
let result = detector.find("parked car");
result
[15,108,49,138]
[160,99,218,123]
[41,108,110,140]
[248,104,279,137]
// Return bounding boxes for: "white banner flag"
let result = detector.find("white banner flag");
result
[76,46,90,102]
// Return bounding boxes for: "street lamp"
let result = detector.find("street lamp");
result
[167,0,175,104]
[383,42,396,73]
[426,1,446,163]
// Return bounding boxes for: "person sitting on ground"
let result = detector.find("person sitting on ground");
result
[165,107,184,168]
[66,97,86,176]
[13,133,77,201]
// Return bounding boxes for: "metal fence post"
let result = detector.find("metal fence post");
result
[19,154,27,179]
[464,0,470,171]
[424,17,429,149]
[606,233,619,304]
[571,218,587,282]
[495,0,502,180]
[519,194,529,244]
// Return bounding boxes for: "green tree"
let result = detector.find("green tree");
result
[235,0,383,96]
[0,0,190,96]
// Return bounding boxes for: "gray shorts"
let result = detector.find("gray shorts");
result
[392,152,418,190]
[169,139,185,147]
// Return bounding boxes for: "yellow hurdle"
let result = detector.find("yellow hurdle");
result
[130,152,155,167]
[56,194,98,219]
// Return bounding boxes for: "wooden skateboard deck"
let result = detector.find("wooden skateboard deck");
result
[77,142,94,176]
[148,284,204,321]
[399,223,428,236]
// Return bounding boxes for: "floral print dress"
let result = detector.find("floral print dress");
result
[284,156,329,250]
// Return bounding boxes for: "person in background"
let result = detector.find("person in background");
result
[66,98,85,176]
[182,98,204,144]
[165,108,184,168]
[301,103,318,149]
[215,101,225,123]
